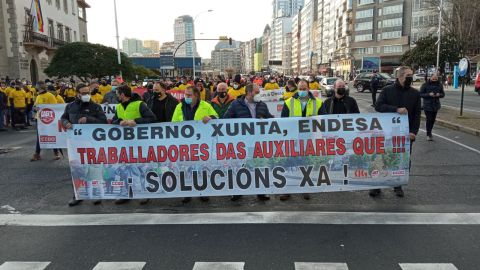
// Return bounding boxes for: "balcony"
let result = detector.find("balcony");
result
[23,30,67,52]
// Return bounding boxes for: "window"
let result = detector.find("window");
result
[383,45,403,53]
[57,23,64,41]
[355,34,373,42]
[356,9,374,19]
[78,7,84,19]
[355,21,373,31]
[355,47,375,54]
[73,30,77,41]
[381,18,403,28]
[383,4,403,15]
[48,20,54,39]
[382,31,402,39]
[46,0,52,4]
[55,0,60,9]
[358,0,374,5]
[378,8,382,16]
[65,27,71,42]
[71,0,75,15]
[63,0,68,13]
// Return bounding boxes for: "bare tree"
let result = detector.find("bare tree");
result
[428,0,480,56]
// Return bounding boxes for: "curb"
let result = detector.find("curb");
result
[421,115,480,137]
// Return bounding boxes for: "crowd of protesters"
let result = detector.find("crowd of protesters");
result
[0,68,424,206]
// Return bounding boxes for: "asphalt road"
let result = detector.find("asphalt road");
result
[351,82,480,114]
[1,96,479,270]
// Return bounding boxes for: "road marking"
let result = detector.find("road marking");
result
[192,262,245,270]
[420,129,480,155]
[399,263,458,270]
[1,212,480,226]
[442,105,480,113]
[0,262,50,270]
[92,262,146,270]
[295,262,349,269]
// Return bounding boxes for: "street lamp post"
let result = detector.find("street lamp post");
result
[436,0,443,74]
[113,0,122,78]
[192,9,213,79]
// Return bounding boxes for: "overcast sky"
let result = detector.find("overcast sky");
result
[87,0,272,58]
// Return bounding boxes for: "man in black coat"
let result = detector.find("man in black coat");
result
[370,71,380,107]
[61,83,108,207]
[223,83,273,119]
[223,83,273,201]
[371,66,421,198]
[324,79,360,114]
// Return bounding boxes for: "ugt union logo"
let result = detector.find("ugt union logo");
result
[39,108,55,125]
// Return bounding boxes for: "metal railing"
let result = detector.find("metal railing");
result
[23,30,67,49]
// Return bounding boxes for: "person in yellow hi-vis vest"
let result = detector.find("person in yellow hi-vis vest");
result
[111,84,156,205]
[280,79,326,201]
[98,79,112,96]
[282,79,298,100]
[308,75,320,90]
[172,85,218,204]
[48,85,65,104]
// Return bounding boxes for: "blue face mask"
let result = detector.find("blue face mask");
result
[298,90,308,98]
[184,97,193,104]
[111,86,117,91]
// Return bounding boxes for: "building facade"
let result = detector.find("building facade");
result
[272,0,305,18]
[211,40,242,74]
[173,15,197,57]
[0,0,89,83]
[77,0,89,42]
[143,40,160,54]
[351,0,412,74]
[122,38,144,56]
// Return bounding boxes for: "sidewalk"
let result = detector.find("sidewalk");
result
[425,107,480,137]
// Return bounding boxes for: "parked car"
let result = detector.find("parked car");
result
[353,73,395,92]
[475,73,480,95]
[413,73,426,82]
[320,77,350,97]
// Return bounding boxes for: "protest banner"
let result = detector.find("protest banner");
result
[66,113,410,200]
[37,104,116,149]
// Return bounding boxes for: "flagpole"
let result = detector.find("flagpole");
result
[113,0,122,78]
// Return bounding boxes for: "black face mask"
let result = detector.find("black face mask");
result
[336,88,346,96]
[102,83,107,86]
[404,76,413,88]
[218,92,227,98]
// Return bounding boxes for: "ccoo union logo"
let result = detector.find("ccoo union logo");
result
[39,108,55,125]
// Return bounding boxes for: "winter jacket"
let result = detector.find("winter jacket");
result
[112,94,156,125]
[223,96,274,119]
[420,81,445,112]
[211,94,235,118]
[61,99,108,127]
[324,95,360,114]
[375,81,421,135]
[149,93,179,123]
[102,91,119,104]
[143,90,155,107]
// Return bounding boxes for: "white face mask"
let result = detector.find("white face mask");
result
[253,93,261,102]
[81,94,91,103]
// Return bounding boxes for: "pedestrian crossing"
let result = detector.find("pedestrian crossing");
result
[0,261,460,270]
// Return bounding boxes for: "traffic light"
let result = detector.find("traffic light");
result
[229,38,232,45]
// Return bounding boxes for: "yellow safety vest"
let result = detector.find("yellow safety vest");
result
[285,97,323,117]
[116,100,142,120]
[172,100,219,122]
